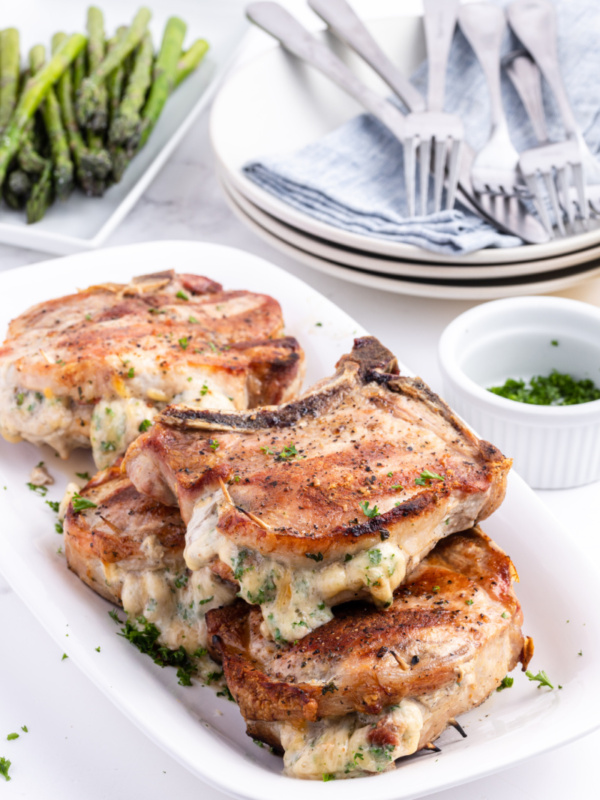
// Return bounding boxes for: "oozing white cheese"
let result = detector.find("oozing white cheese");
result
[186,495,408,642]
[105,560,236,653]
[279,700,423,779]
[91,399,157,469]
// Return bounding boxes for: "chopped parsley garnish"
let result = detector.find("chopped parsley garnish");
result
[178,336,189,350]
[208,341,217,352]
[71,493,98,513]
[432,585,440,593]
[26,482,48,496]
[216,686,236,702]
[368,549,382,565]
[75,472,91,481]
[55,521,63,534]
[415,469,445,486]
[497,676,514,691]
[305,552,324,562]
[85,313,92,321]
[16,392,24,406]
[118,616,200,686]
[321,682,338,695]
[209,438,219,451]
[359,500,380,518]
[176,290,189,301]
[465,599,474,606]
[6,734,18,741]
[489,370,600,405]
[391,484,403,491]
[261,443,305,461]
[526,669,554,689]
[100,441,116,452]
[95,647,101,653]
[20,726,28,734]
[322,773,336,782]
[62,653,68,660]
[46,500,60,512]
[551,340,559,346]
[174,574,189,588]
[138,419,152,433]
[188,315,198,323]
[200,382,209,396]
[109,609,122,624]
[0,757,11,781]
[126,367,135,378]
[198,596,214,606]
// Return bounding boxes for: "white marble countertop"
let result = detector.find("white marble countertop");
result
[2,2,600,797]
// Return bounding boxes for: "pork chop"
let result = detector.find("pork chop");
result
[125,337,511,642]
[0,270,303,467]
[206,528,532,779]
[64,463,236,653]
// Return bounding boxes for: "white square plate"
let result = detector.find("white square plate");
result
[0,241,598,800]
[0,1,247,255]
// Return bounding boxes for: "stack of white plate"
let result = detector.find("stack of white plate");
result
[210,11,600,300]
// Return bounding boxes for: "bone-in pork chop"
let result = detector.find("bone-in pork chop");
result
[125,337,511,642]
[64,463,236,653]
[0,271,303,467]
[206,528,532,779]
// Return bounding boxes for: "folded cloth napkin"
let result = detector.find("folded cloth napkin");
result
[243,0,600,255]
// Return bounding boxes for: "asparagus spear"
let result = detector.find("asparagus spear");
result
[174,39,209,88]
[107,27,128,125]
[80,6,109,132]
[138,16,186,149]
[77,7,152,130]
[32,43,74,200]
[18,47,48,177]
[109,32,153,148]
[0,33,86,189]
[26,159,52,223]
[3,169,31,210]
[53,33,105,196]
[72,48,85,95]
[0,28,20,134]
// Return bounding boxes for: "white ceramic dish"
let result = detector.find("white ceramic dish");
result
[221,170,600,281]
[221,178,600,300]
[210,1,600,266]
[0,0,247,255]
[438,296,600,489]
[0,242,599,800]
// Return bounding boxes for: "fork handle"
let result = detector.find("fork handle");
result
[423,0,460,112]
[307,0,426,113]
[503,50,549,144]
[458,4,507,131]
[246,2,406,142]
[506,0,579,136]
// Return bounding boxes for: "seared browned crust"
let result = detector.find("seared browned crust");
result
[125,337,511,557]
[207,528,525,723]
[64,462,186,603]
[0,270,295,403]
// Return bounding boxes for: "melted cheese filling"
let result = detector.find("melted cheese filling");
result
[103,558,236,653]
[186,496,408,642]
[279,701,423,779]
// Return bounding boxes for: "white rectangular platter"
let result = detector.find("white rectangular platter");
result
[0,1,247,254]
[0,241,598,800]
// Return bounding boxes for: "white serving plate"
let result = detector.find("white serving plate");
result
[221,169,600,281]
[0,241,599,800]
[210,2,600,266]
[0,0,247,255]
[221,180,600,300]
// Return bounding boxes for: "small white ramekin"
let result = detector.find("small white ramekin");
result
[438,296,600,489]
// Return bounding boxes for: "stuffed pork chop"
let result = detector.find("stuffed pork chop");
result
[206,528,533,780]
[0,270,303,468]
[125,337,511,642]
[64,462,236,653]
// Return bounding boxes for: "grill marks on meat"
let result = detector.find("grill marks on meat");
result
[0,271,304,465]
[125,337,511,641]
[64,462,236,653]
[206,528,530,779]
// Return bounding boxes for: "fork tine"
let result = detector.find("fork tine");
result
[403,137,417,218]
[446,139,461,211]
[524,173,553,235]
[542,171,565,236]
[571,162,589,225]
[433,138,447,213]
[555,165,575,230]
[419,139,431,217]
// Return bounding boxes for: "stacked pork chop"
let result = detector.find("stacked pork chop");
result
[0,275,530,782]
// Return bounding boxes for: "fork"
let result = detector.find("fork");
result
[506,0,589,234]
[503,50,600,227]
[404,0,463,217]
[458,3,523,200]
